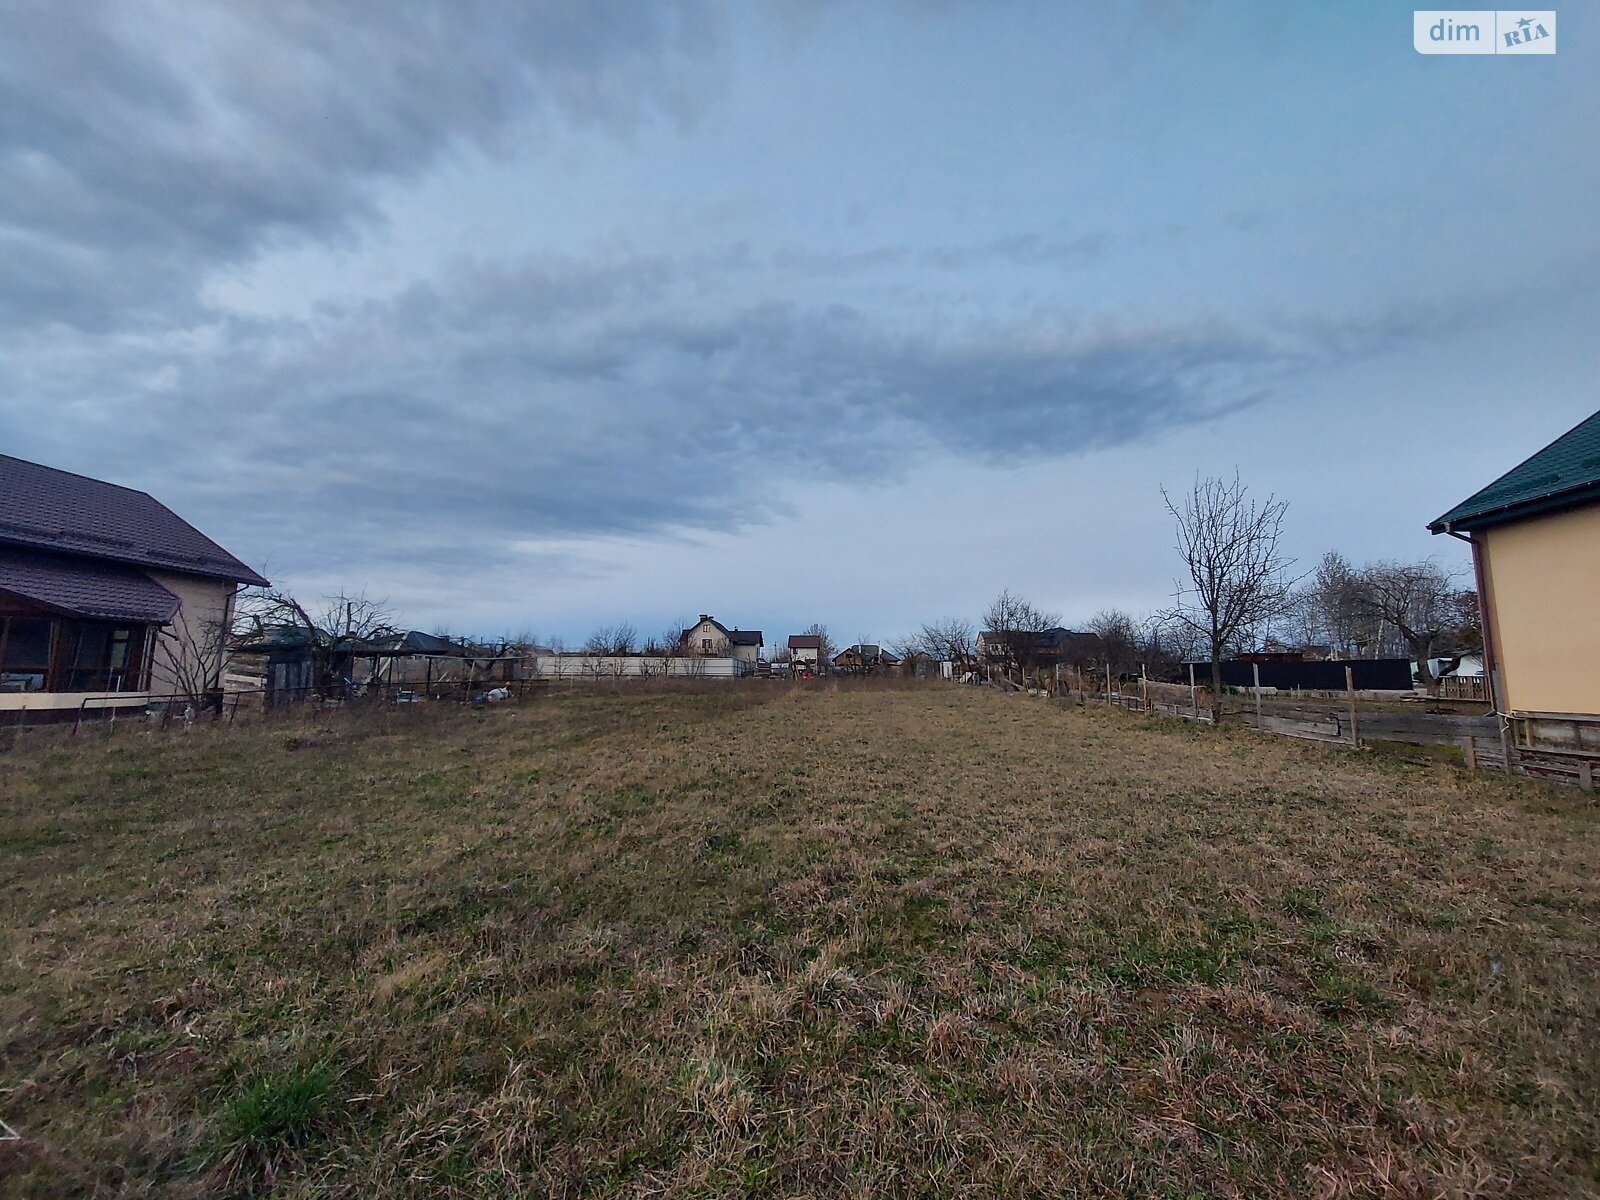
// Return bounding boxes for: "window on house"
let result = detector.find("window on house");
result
[0,617,148,693]
[66,624,132,689]
[0,617,53,692]
[67,622,144,691]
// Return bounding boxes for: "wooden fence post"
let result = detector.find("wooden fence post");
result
[1345,666,1360,747]
[1461,736,1477,772]
[1140,665,1149,714]
[1252,662,1262,724]
[1188,663,1197,721]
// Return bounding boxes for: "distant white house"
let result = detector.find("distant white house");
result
[681,615,763,666]
[787,634,823,673]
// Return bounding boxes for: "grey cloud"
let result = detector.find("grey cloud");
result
[921,232,1110,270]
[765,231,1111,277]
[0,3,1519,601]
[2,250,1372,585]
[0,0,722,330]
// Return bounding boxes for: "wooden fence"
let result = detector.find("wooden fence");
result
[1048,674,1600,792]
[1435,676,1488,702]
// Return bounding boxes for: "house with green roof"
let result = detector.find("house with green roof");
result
[1430,409,1600,735]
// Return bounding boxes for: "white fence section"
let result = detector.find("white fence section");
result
[527,655,753,681]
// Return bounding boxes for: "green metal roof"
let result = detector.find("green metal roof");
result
[1430,409,1600,533]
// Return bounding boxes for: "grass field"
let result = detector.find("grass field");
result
[2,684,1597,1198]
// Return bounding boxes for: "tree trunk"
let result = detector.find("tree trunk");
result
[1409,632,1437,690]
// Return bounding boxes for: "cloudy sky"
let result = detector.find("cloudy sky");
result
[2,2,1595,644]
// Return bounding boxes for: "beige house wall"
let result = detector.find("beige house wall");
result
[683,618,730,656]
[1480,503,1600,716]
[145,572,238,700]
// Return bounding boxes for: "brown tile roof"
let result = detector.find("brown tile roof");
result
[788,635,823,649]
[0,548,181,623]
[0,454,267,585]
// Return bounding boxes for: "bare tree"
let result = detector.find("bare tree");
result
[917,617,977,674]
[1286,551,1377,657]
[1087,609,1141,678]
[1162,473,1295,697]
[545,637,570,681]
[1349,560,1472,689]
[1443,588,1483,665]
[981,589,1060,682]
[1139,612,1200,678]
[234,586,316,642]
[498,630,542,682]
[801,623,836,674]
[584,622,637,656]
[637,626,685,678]
[155,610,231,712]
[233,586,397,698]
[235,586,396,643]
[319,590,398,641]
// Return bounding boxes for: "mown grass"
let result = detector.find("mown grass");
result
[2,684,1597,1197]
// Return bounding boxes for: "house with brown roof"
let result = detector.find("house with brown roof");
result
[0,454,267,721]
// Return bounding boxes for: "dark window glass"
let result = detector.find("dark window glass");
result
[2,618,52,667]
[72,624,111,669]
[54,621,143,692]
[1,617,52,692]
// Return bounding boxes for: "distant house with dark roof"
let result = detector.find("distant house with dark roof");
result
[1429,409,1600,726]
[680,615,763,666]
[978,626,1102,669]
[0,454,266,720]
[832,644,900,673]
[787,634,824,674]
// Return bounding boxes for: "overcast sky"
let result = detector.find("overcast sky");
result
[2,2,1595,644]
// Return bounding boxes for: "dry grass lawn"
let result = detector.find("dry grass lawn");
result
[2,684,1597,1198]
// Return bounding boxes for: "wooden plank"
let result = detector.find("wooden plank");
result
[1342,714,1499,744]
[1345,667,1359,747]
[1256,713,1345,742]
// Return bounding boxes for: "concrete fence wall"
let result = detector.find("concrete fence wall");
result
[527,655,752,680]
